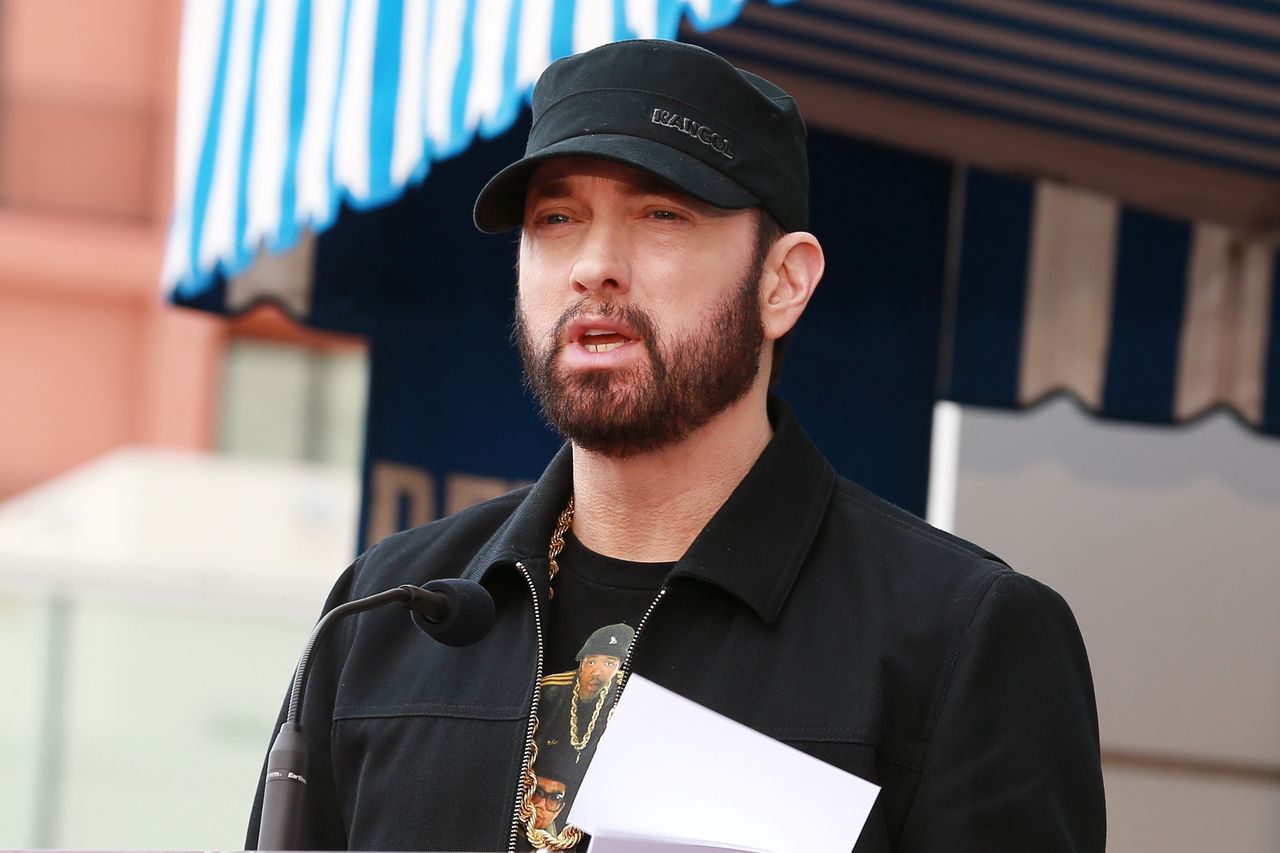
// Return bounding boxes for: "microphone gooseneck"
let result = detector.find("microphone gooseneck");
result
[258,578,494,850]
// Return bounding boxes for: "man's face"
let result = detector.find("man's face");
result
[531,776,566,829]
[576,653,621,698]
[515,157,769,458]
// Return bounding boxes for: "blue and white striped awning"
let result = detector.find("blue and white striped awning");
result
[162,0,791,300]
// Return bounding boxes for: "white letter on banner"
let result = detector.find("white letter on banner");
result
[366,462,436,545]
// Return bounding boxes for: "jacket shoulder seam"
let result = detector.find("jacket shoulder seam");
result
[918,571,1009,758]
[833,478,1009,569]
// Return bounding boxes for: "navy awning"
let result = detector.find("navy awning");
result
[949,168,1280,435]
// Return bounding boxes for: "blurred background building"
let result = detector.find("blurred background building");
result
[0,0,366,846]
[1,0,1278,850]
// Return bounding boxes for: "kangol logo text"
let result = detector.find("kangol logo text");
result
[649,108,734,159]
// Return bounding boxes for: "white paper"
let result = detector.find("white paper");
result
[586,828,773,852]
[568,674,880,853]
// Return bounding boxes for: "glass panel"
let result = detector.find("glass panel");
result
[53,596,315,849]
[218,339,368,467]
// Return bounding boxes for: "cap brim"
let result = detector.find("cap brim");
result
[472,134,760,233]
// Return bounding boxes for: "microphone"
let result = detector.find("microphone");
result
[256,578,494,850]
[407,578,497,646]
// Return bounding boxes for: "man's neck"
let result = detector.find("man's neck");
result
[569,385,773,563]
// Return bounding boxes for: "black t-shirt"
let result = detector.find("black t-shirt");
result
[526,530,669,845]
[544,529,670,671]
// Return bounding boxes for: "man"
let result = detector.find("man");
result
[249,39,1105,851]
[527,773,567,835]
[532,624,634,828]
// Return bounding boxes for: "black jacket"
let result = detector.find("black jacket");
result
[248,400,1105,851]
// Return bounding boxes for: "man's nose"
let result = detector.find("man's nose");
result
[569,221,630,296]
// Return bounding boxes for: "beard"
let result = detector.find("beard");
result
[515,249,768,459]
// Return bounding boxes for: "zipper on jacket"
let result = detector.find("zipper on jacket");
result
[615,587,668,701]
[509,560,546,853]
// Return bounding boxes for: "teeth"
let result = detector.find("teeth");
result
[585,341,624,353]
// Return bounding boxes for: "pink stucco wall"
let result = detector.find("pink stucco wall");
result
[0,0,223,500]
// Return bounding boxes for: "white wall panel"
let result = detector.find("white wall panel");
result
[952,398,1280,850]
[1105,765,1280,853]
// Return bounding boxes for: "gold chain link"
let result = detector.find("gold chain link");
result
[568,675,610,755]
[546,495,575,597]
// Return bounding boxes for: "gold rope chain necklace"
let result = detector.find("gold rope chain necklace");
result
[568,675,611,761]
[557,497,611,759]
[522,495,584,851]
[546,495,574,597]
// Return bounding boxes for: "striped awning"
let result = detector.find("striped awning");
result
[162,0,789,300]
[691,0,1280,436]
[166,0,1280,300]
[693,0,1280,233]
[948,169,1280,435]
[164,0,1280,437]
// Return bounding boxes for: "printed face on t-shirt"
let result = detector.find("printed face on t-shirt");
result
[577,654,621,698]
[531,777,567,829]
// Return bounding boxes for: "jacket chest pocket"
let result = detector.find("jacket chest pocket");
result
[331,709,528,850]
[777,735,920,851]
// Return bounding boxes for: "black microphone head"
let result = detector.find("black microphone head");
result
[408,578,496,647]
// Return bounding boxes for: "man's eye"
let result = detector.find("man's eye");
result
[650,209,680,220]
[536,212,571,225]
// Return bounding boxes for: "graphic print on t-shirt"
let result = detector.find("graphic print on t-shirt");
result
[529,622,636,838]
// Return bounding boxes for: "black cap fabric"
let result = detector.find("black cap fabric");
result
[574,623,635,661]
[473,39,809,233]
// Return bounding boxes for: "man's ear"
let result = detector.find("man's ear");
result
[760,231,825,341]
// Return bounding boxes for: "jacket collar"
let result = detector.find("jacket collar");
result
[463,396,835,624]
[460,441,575,583]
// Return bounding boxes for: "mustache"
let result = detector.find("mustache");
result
[550,298,660,346]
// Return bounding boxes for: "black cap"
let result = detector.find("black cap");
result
[473,39,809,233]
[575,623,635,661]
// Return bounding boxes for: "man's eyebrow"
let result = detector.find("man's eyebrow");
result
[622,177,737,217]
[525,173,734,217]
[525,178,573,202]
[620,173,680,197]
[525,175,674,201]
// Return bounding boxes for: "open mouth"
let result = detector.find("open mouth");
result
[579,329,633,353]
